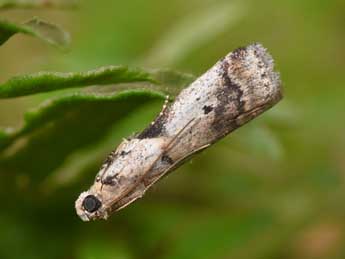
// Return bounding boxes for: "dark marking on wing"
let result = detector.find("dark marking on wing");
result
[120,150,131,156]
[138,102,171,139]
[161,154,174,164]
[102,175,117,186]
[202,105,213,114]
[212,57,245,133]
[138,116,166,139]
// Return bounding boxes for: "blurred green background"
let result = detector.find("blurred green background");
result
[1,0,345,258]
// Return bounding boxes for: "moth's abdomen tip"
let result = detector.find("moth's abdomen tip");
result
[250,43,282,90]
[225,43,283,106]
[249,43,282,90]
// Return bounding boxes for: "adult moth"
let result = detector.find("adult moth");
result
[75,43,283,221]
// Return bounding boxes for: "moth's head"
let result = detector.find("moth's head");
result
[75,137,167,221]
[75,152,130,221]
[75,170,136,221]
[75,169,136,221]
[75,185,109,221]
[74,140,132,221]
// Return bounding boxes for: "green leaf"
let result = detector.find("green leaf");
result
[0,66,157,98]
[0,90,165,185]
[0,17,70,49]
[0,0,78,9]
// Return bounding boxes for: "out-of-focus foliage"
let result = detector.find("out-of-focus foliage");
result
[0,17,69,49]
[0,0,77,10]
[0,0,345,259]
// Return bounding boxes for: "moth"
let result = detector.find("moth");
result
[75,43,283,221]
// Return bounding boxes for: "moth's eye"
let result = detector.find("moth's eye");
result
[83,195,102,213]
